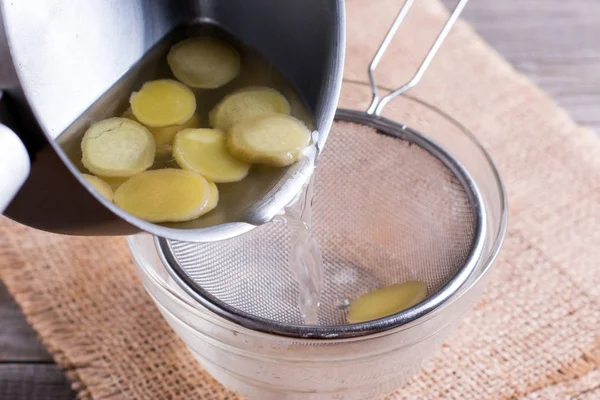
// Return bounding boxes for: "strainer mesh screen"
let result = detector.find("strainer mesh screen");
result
[166,121,476,326]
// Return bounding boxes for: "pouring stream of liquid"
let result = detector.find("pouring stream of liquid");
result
[274,134,323,324]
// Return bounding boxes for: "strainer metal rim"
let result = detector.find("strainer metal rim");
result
[155,108,488,339]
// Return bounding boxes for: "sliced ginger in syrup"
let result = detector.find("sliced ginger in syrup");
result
[79,33,313,225]
[99,176,129,192]
[173,128,250,183]
[113,169,212,223]
[167,37,240,89]
[209,87,290,132]
[81,117,155,178]
[227,114,310,167]
[81,174,114,202]
[200,181,219,217]
[122,108,201,150]
[129,79,196,128]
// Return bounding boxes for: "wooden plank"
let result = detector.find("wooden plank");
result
[0,282,53,362]
[442,0,600,132]
[0,364,76,400]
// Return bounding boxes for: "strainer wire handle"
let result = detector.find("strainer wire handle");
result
[367,0,470,116]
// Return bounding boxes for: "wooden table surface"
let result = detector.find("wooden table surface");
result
[1,1,599,398]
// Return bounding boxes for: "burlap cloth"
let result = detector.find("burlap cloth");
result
[1,0,599,398]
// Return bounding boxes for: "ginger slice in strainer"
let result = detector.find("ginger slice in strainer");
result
[113,169,212,223]
[81,117,155,178]
[81,174,114,202]
[129,79,196,128]
[209,87,291,132]
[167,37,240,89]
[346,281,428,324]
[227,114,310,167]
[173,128,250,183]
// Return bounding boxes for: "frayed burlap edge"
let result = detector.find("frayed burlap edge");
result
[1,240,118,400]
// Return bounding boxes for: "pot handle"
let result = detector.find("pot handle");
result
[0,22,30,212]
[0,122,30,212]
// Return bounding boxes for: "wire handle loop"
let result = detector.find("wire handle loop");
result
[367,0,470,115]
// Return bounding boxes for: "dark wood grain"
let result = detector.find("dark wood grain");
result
[443,0,600,133]
[1,1,600,399]
[0,365,76,400]
[0,282,52,363]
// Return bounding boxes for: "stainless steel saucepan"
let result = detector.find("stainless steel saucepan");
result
[0,0,345,241]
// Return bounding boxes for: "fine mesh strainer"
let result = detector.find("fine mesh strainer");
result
[157,0,486,339]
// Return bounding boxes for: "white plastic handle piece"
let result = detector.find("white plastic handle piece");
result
[0,123,30,212]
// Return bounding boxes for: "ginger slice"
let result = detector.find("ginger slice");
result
[209,87,290,132]
[173,128,250,183]
[167,37,240,89]
[198,181,219,217]
[113,169,211,223]
[227,114,310,167]
[99,176,129,191]
[81,174,114,202]
[123,108,201,149]
[81,117,155,177]
[347,281,428,324]
[129,79,196,128]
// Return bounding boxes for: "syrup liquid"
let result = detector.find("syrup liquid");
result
[275,136,324,325]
